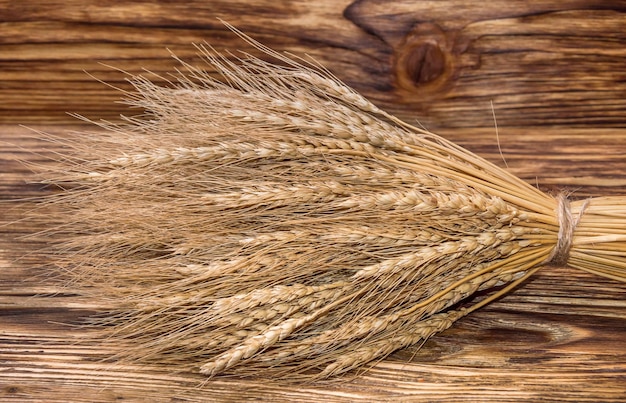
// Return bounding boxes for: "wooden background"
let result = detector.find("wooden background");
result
[1,1,626,401]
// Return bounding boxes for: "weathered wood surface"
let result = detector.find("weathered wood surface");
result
[1,1,626,402]
[1,0,625,129]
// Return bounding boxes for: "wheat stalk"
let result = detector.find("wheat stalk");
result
[35,22,626,381]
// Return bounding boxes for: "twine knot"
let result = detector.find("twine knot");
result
[546,193,589,266]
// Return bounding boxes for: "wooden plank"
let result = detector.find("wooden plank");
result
[1,0,626,400]
[0,1,625,128]
[1,125,625,402]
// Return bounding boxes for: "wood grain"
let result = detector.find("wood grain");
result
[1,1,626,401]
[0,1,624,129]
[2,125,625,402]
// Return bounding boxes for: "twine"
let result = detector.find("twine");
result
[545,193,590,266]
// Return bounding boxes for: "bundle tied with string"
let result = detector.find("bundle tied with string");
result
[549,194,590,267]
[36,24,626,381]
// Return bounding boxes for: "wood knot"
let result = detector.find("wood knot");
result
[5,385,20,394]
[403,42,446,85]
[394,23,456,93]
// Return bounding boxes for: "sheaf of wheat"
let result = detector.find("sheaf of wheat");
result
[34,23,626,382]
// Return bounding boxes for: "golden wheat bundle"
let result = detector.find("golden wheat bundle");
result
[36,25,626,381]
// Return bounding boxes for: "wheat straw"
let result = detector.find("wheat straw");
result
[35,22,626,381]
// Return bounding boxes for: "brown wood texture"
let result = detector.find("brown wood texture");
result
[1,1,626,402]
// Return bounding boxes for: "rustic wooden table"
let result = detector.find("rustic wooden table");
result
[1,1,625,401]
